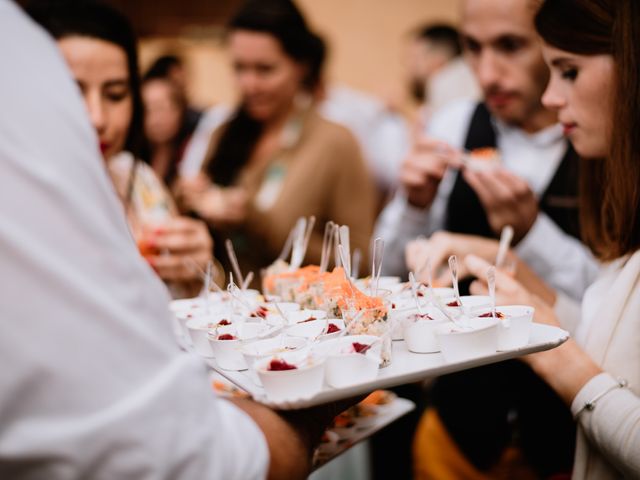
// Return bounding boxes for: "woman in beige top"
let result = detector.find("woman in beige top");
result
[178,0,375,278]
[466,1,640,478]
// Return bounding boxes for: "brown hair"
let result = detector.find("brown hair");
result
[535,0,640,261]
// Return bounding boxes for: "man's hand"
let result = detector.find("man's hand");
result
[400,137,457,209]
[463,168,538,241]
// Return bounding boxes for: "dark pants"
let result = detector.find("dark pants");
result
[433,361,576,476]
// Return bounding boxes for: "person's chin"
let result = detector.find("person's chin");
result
[567,131,606,159]
[245,104,273,121]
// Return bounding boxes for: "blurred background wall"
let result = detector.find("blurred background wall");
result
[102,0,461,110]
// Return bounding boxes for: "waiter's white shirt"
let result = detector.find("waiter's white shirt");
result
[0,3,268,479]
[375,99,600,301]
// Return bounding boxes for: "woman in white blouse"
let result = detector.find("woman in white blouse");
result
[466,0,640,478]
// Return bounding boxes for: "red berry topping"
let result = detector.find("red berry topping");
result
[268,359,297,371]
[217,319,231,326]
[478,311,505,319]
[447,300,461,307]
[326,323,341,334]
[217,334,236,341]
[352,342,370,354]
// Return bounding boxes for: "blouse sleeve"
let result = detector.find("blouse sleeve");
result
[571,372,640,477]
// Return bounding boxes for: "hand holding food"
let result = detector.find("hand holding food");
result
[140,216,213,282]
[399,136,457,209]
[463,168,539,241]
[178,176,248,226]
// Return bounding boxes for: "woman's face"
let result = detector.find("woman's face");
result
[58,36,133,161]
[228,30,306,122]
[541,44,615,159]
[142,79,182,145]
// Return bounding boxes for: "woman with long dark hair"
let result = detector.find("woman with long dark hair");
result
[178,0,376,277]
[27,0,213,297]
[466,1,640,477]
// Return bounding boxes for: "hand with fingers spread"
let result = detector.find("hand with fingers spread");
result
[140,217,213,283]
[406,231,507,286]
[400,136,460,209]
[463,168,538,242]
[177,175,248,227]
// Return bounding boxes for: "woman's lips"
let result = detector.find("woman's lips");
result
[99,142,110,154]
[562,123,577,135]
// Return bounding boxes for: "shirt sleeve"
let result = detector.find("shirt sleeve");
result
[373,101,474,277]
[0,6,269,479]
[515,212,600,301]
[571,373,640,478]
[374,180,453,277]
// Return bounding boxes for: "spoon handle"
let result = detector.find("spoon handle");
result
[495,225,514,268]
[408,272,424,315]
[448,255,463,307]
[487,266,496,318]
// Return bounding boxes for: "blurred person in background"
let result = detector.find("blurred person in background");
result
[145,54,203,133]
[142,71,195,187]
[27,0,214,298]
[177,0,375,279]
[405,23,480,126]
[319,84,411,201]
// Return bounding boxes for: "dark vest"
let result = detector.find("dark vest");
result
[445,102,581,241]
[433,103,578,476]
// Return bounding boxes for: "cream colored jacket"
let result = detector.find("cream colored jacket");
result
[570,250,640,478]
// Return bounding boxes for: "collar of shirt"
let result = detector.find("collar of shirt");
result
[493,117,567,195]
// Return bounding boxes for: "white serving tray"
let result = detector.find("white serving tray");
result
[208,323,568,409]
[312,397,415,470]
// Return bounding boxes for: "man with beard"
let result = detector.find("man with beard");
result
[375,0,599,477]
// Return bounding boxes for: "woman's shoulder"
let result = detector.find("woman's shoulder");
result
[303,109,360,152]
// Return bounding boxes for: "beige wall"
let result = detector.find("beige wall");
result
[139,0,461,110]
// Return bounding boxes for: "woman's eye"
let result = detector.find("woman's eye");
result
[561,68,578,81]
[105,89,129,102]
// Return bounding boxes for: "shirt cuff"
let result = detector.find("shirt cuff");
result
[396,192,432,230]
[571,372,619,417]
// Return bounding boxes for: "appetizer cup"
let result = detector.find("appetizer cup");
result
[254,353,325,402]
[208,323,272,371]
[387,300,421,340]
[185,314,236,358]
[241,335,308,385]
[320,335,382,388]
[435,317,499,362]
[470,305,535,351]
[403,315,449,353]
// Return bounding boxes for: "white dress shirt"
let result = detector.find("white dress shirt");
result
[0,3,268,479]
[375,99,600,301]
[320,85,411,190]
